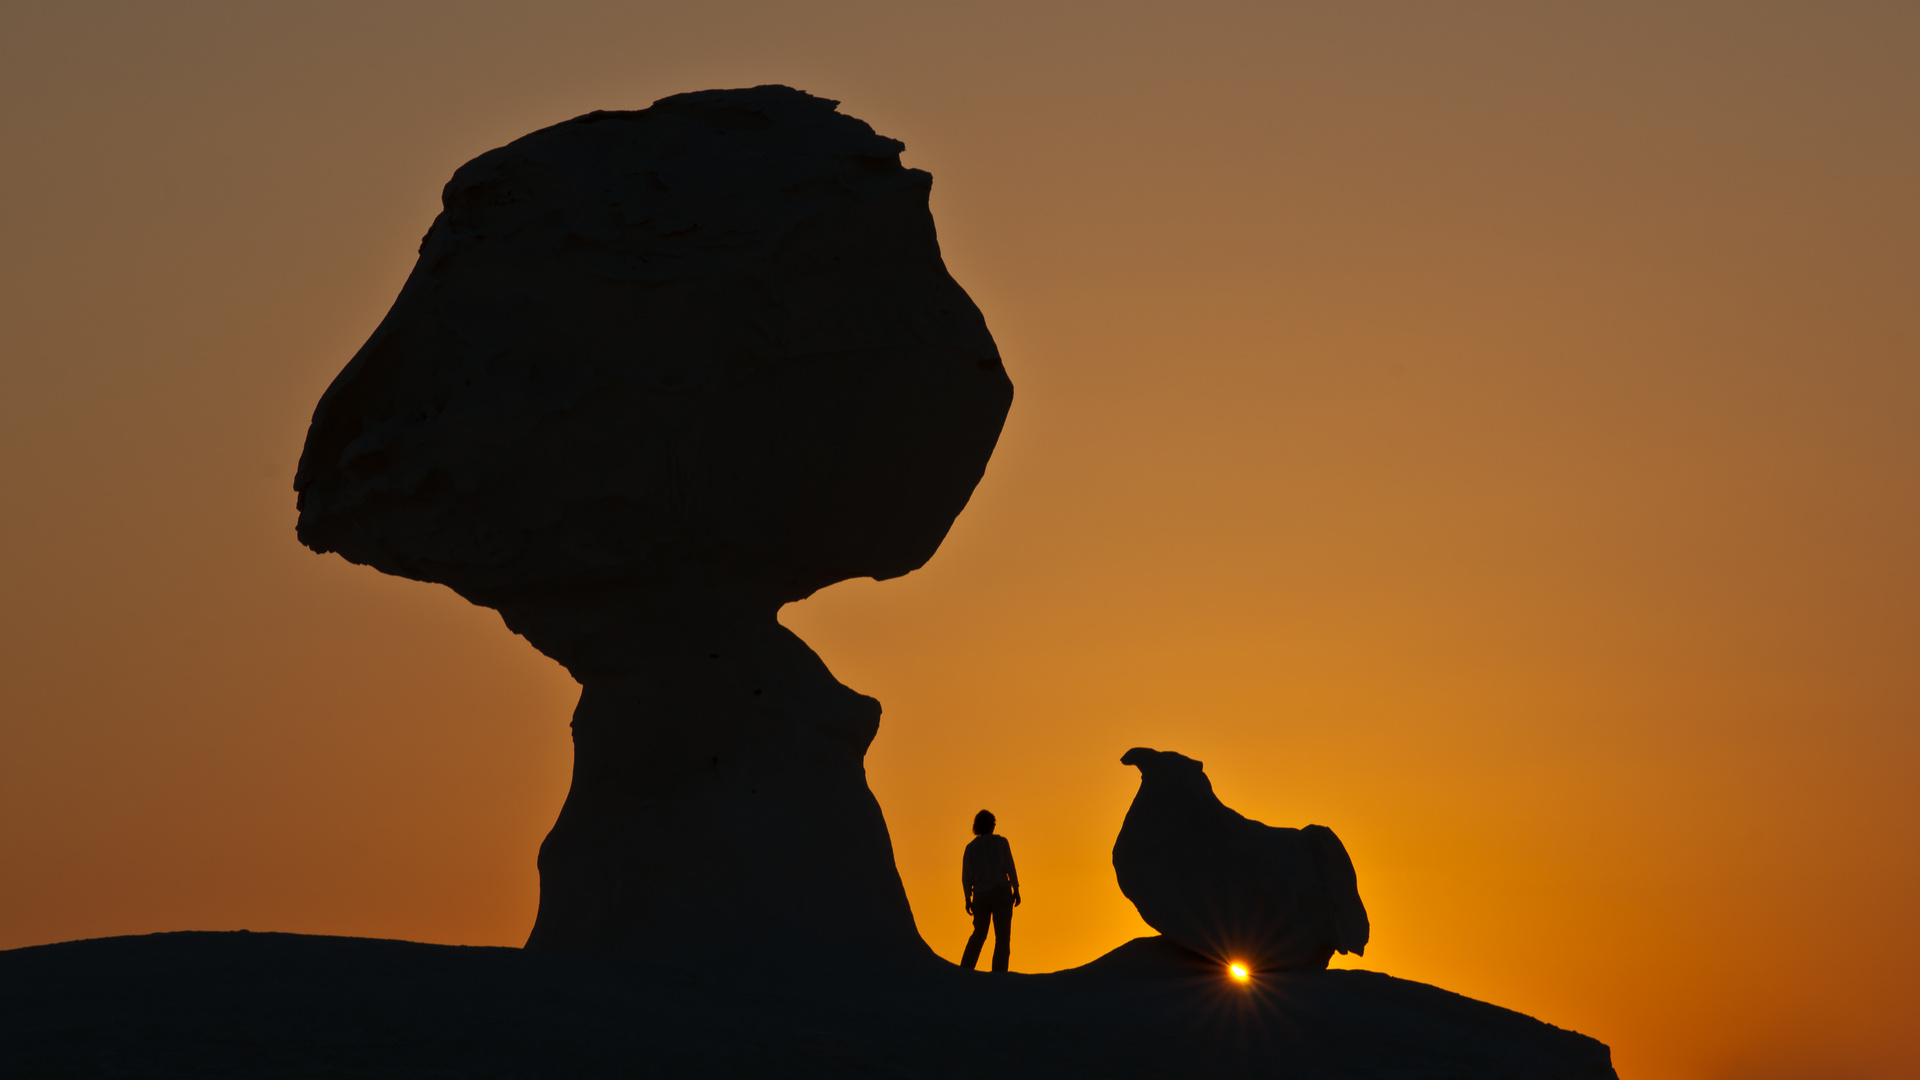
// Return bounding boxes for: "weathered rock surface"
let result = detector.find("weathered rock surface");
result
[267,84,1626,1069]
[293,85,1012,964]
[1116,747,1371,972]
[0,932,1620,1079]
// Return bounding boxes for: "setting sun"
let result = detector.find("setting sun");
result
[1228,963,1250,982]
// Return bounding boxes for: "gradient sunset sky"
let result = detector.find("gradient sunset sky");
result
[2,4,1915,1078]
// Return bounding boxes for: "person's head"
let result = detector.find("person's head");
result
[973,809,996,836]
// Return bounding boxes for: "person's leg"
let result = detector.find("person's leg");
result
[990,894,1012,973]
[960,901,991,970]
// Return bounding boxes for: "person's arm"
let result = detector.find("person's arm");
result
[962,845,975,915]
[1003,837,1021,906]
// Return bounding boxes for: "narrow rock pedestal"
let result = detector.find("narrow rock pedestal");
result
[525,616,930,965]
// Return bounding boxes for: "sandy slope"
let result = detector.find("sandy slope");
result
[1,931,1612,1078]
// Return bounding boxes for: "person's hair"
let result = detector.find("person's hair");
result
[972,809,995,835]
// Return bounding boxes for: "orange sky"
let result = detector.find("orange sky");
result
[2,4,1916,1078]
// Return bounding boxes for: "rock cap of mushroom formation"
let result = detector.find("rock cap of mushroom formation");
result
[1115,747,1370,972]
[294,84,1012,676]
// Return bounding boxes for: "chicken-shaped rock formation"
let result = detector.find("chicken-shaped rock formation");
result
[294,85,1012,966]
[1115,748,1369,972]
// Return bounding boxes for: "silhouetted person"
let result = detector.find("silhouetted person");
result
[960,809,1020,972]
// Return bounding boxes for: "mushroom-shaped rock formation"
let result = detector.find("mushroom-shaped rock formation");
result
[294,85,1013,966]
[1114,748,1369,972]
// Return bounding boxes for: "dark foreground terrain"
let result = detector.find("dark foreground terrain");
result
[1,932,1613,1078]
